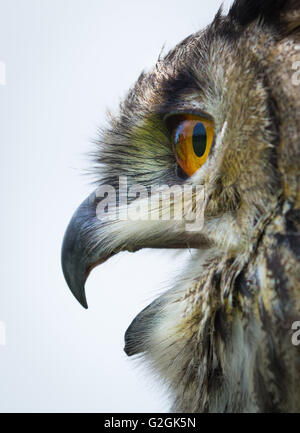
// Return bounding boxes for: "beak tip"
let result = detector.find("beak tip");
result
[80,298,89,310]
[67,279,89,309]
[74,291,88,309]
[61,260,89,309]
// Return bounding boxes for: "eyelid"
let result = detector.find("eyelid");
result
[163,110,213,130]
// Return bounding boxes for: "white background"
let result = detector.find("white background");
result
[0,0,232,412]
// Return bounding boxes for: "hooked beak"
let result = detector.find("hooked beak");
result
[61,191,111,309]
[62,188,207,308]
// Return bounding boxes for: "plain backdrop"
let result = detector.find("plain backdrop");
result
[0,0,233,412]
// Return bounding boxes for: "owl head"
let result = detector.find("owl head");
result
[62,0,300,412]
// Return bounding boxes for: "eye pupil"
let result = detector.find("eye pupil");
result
[192,122,207,157]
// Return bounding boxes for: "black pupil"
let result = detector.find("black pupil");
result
[192,122,207,157]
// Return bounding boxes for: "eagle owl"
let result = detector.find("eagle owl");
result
[62,0,300,412]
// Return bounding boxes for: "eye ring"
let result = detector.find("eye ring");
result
[175,162,189,180]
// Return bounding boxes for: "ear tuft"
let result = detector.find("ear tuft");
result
[229,0,300,33]
[281,0,300,34]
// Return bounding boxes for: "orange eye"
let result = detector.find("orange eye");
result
[168,114,214,177]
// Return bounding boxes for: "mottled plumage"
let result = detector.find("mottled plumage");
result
[62,0,300,412]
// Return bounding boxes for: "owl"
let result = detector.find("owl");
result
[62,0,300,412]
